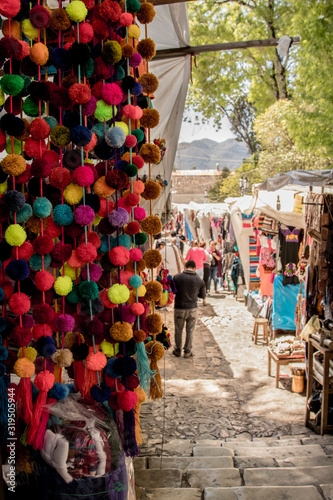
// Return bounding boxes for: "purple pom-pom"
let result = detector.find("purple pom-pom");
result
[81,263,103,282]
[90,383,112,402]
[14,314,35,329]
[129,53,142,68]
[108,207,129,227]
[82,95,97,117]
[122,305,136,324]
[74,205,96,226]
[55,314,75,333]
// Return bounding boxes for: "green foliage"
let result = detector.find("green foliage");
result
[209,160,263,202]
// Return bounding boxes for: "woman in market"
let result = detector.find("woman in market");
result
[199,241,212,305]
[185,240,207,280]
[208,240,222,293]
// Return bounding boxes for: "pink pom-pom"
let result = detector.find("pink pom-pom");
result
[123,105,143,120]
[81,263,102,282]
[72,166,95,187]
[75,205,95,226]
[131,155,144,169]
[129,53,142,68]
[33,324,53,340]
[101,83,123,106]
[35,270,55,292]
[124,134,137,148]
[8,293,30,315]
[119,12,133,26]
[129,248,142,262]
[131,302,144,316]
[83,133,98,152]
[109,246,130,266]
[55,314,75,334]
[134,206,146,221]
[82,95,97,116]
[76,242,97,263]
[24,138,47,158]
[76,22,94,43]
[86,351,107,370]
[117,390,138,411]
[34,370,55,391]
[132,180,145,194]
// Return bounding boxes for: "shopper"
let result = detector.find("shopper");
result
[177,228,187,256]
[208,240,222,293]
[199,241,211,304]
[157,239,183,277]
[185,240,207,279]
[172,260,206,358]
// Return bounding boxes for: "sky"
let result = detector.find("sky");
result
[178,110,236,143]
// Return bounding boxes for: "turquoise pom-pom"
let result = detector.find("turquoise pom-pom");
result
[119,234,132,250]
[29,254,51,271]
[91,123,105,141]
[44,116,58,129]
[33,197,52,218]
[79,281,99,300]
[12,204,32,224]
[129,275,142,288]
[53,204,74,226]
[100,235,109,253]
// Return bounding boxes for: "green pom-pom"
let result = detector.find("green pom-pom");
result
[0,75,25,96]
[67,284,81,304]
[134,232,148,245]
[102,41,122,64]
[79,281,99,300]
[132,129,144,142]
[125,164,138,178]
[127,0,141,13]
[66,0,88,22]
[23,96,45,117]
[107,283,130,304]
[6,137,22,155]
[91,123,105,140]
[81,58,94,78]
[115,65,125,80]
[94,100,117,122]
[13,204,32,224]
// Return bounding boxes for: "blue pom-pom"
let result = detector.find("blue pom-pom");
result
[51,48,71,70]
[105,127,126,148]
[119,234,132,250]
[0,346,8,362]
[44,116,58,129]
[131,82,143,96]
[33,197,52,218]
[0,318,7,333]
[29,253,51,271]
[104,358,122,378]
[116,160,128,170]
[66,383,76,393]
[6,259,30,281]
[53,204,74,226]
[48,383,70,401]
[70,125,92,147]
[129,274,142,289]
[90,383,111,402]
[0,288,4,302]
[113,356,137,377]
[36,336,55,358]
[13,203,32,224]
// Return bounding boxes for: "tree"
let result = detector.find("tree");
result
[209,161,263,201]
[209,166,231,201]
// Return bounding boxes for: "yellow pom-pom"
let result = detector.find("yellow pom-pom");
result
[18,347,37,362]
[108,283,130,304]
[66,0,88,22]
[22,19,39,40]
[128,24,141,39]
[13,358,35,378]
[137,284,147,297]
[54,275,73,296]
[115,121,129,136]
[0,181,7,194]
[64,263,79,280]
[63,183,83,205]
[5,224,27,247]
[100,340,119,357]
[93,214,102,225]
[0,88,4,107]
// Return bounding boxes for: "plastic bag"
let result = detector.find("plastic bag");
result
[300,315,320,341]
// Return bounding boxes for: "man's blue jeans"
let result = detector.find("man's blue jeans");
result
[209,266,218,291]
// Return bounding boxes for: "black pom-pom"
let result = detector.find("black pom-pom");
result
[3,191,26,212]
[28,81,50,102]
[0,240,13,261]
[51,47,71,70]
[62,111,81,130]
[0,113,24,136]
[6,259,30,281]
[14,278,37,296]
[84,194,100,213]
[3,59,21,75]
[63,149,81,169]
[44,184,61,206]
[100,253,115,272]
[94,139,113,160]
[27,178,47,197]
[21,56,38,77]
[68,42,91,65]
[121,76,135,92]
[98,217,116,236]
[72,343,89,361]
[0,168,8,184]
[81,298,103,316]
[91,42,102,60]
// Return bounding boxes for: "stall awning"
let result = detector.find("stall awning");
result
[257,169,333,192]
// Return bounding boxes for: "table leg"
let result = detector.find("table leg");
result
[322,353,330,436]
[268,351,271,377]
[276,360,280,389]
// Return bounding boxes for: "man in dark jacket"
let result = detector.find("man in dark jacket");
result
[172,260,206,358]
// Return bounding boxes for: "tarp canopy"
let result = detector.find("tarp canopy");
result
[173,201,229,217]
[257,169,333,192]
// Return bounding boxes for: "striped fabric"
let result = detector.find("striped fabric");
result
[249,235,260,283]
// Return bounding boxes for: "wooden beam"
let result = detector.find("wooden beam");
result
[154,36,301,60]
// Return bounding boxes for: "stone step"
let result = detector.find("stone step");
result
[244,465,333,486]
[186,468,242,488]
[302,435,333,445]
[233,444,326,459]
[134,469,182,489]
[234,457,277,469]
[321,484,333,500]
[223,438,302,449]
[138,488,201,500]
[278,455,333,467]
[155,439,194,457]
[193,446,234,457]
[134,457,147,469]
[204,486,323,500]
[149,456,234,470]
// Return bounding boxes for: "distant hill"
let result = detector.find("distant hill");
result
[174,138,249,171]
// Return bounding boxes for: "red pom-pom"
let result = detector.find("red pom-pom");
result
[33,323,53,340]
[93,56,112,80]
[86,351,107,370]
[124,135,137,148]
[76,242,97,263]
[15,163,31,184]
[49,86,72,110]
[24,138,47,158]
[131,302,144,316]
[31,158,51,178]
[119,12,133,27]
[32,235,54,256]
[35,270,55,292]
[30,5,50,29]
[123,105,143,120]
[79,231,101,249]
[117,198,131,213]
[109,246,130,266]
[51,242,72,263]
[45,218,62,239]
[42,150,59,169]
[125,193,139,207]
[10,326,33,348]
[99,0,122,22]
[34,370,54,391]
[117,390,138,411]
[29,118,50,140]
[8,293,30,315]
[49,167,71,189]
[68,83,91,105]
[0,279,13,300]
[98,199,114,218]
[33,303,55,324]
[91,19,109,41]
[126,221,140,235]
[100,289,117,309]
[92,81,104,100]
[131,156,144,169]
[129,248,142,262]
[4,96,22,116]
[101,83,123,106]
[0,0,21,18]
[0,129,6,151]
[16,241,33,261]
[72,166,94,187]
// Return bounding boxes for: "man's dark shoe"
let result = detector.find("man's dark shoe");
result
[172,349,181,357]
[184,351,193,359]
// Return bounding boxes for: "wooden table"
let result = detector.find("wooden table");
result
[267,347,305,389]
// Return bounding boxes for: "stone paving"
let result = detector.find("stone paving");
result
[140,291,308,446]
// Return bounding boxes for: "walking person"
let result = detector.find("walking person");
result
[208,240,222,293]
[185,240,207,279]
[172,260,206,358]
[199,241,211,304]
